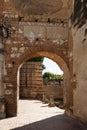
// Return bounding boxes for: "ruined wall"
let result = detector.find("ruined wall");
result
[19,63,64,109]
[1,0,87,123]
[71,0,87,123]
[44,80,63,99]
[0,0,73,118]
[20,61,63,100]
[20,62,44,99]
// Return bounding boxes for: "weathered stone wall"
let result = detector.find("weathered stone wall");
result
[3,19,70,117]
[1,0,87,124]
[44,80,63,99]
[0,0,73,119]
[71,0,87,123]
[20,62,44,99]
[20,62,63,100]
[72,23,87,123]
[4,0,72,21]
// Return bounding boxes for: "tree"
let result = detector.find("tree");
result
[43,72,54,80]
[43,72,63,81]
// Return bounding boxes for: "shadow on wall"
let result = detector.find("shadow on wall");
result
[12,114,87,130]
[71,0,87,28]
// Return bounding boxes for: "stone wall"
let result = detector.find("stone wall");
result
[44,80,63,99]
[72,23,87,123]
[71,0,87,123]
[1,0,87,124]
[20,62,44,99]
[19,62,63,100]
[0,0,73,119]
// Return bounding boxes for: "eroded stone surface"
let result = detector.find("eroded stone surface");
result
[0,0,87,124]
[13,0,63,15]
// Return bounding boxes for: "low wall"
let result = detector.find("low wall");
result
[44,80,63,99]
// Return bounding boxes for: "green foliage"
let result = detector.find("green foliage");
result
[28,57,44,62]
[42,64,46,70]
[43,72,63,81]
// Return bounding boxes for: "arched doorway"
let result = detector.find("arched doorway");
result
[7,51,70,117]
[18,56,64,109]
[20,51,70,107]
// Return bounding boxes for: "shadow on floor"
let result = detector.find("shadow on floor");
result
[12,114,87,130]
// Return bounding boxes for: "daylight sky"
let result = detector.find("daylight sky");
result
[42,57,63,75]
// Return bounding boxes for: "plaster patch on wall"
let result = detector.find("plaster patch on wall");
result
[6,83,13,87]
[19,28,23,34]
[4,0,9,2]
[19,47,25,53]
[7,63,13,68]
[10,53,22,58]
[5,90,13,95]
[53,39,67,45]
[10,45,29,58]
[29,32,35,43]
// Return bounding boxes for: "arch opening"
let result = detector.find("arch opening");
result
[17,51,70,114]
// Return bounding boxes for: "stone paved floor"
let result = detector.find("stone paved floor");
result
[0,100,87,130]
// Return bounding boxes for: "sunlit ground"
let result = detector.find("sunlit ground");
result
[0,100,64,130]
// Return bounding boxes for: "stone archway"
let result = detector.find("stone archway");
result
[4,46,71,117]
[20,51,70,110]
[3,9,73,117]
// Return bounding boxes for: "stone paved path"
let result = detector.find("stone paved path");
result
[0,100,87,130]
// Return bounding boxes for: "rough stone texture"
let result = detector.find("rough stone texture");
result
[70,0,87,123]
[13,0,63,15]
[0,0,72,119]
[43,80,63,99]
[72,23,87,123]
[19,62,63,100]
[4,19,71,117]
[20,62,44,99]
[0,0,87,125]
[7,0,72,20]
